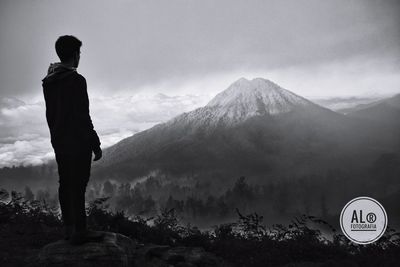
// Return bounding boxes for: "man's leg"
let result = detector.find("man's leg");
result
[57,148,104,245]
[72,150,92,234]
[69,150,104,245]
[55,153,74,239]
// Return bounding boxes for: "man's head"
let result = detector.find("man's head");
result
[55,35,82,68]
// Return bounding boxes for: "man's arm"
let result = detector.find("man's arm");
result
[74,75,102,160]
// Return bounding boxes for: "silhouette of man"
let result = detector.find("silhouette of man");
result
[42,35,104,245]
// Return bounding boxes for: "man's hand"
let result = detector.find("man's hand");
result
[93,147,102,161]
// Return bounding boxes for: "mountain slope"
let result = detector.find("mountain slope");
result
[92,78,387,182]
[347,94,400,126]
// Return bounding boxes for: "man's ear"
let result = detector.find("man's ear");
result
[73,51,80,66]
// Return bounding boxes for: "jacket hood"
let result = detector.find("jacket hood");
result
[42,63,77,84]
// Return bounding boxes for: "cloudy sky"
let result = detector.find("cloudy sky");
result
[0,0,399,167]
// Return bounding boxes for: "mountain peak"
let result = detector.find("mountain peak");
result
[206,77,313,116]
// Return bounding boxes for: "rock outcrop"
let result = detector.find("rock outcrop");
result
[38,231,229,267]
[39,232,137,267]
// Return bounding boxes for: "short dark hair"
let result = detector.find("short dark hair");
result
[55,35,82,62]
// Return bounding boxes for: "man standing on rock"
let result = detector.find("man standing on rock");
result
[42,35,104,245]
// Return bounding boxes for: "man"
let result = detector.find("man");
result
[42,35,104,245]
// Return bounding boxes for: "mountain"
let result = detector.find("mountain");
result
[92,78,388,182]
[346,94,400,127]
[312,96,382,113]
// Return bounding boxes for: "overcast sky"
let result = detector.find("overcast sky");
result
[0,0,399,167]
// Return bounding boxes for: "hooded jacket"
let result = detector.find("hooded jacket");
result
[42,63,100,155]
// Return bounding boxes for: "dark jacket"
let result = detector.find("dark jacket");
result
[42,63,100,155]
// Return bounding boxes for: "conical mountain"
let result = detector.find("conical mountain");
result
[92,78,375,182]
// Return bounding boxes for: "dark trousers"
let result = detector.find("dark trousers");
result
[55,150,92,233]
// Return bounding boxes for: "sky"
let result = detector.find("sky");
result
[0,0,399,167]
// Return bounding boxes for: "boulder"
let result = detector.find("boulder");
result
[38,231,137,267]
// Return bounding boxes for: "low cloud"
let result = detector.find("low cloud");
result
[0,138,54,167]
[0,93,209,167]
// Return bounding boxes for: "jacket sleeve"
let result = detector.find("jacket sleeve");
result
[74,75,101,152]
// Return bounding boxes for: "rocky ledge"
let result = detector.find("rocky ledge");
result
[38,231,228,267]
[39,232,137,267]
